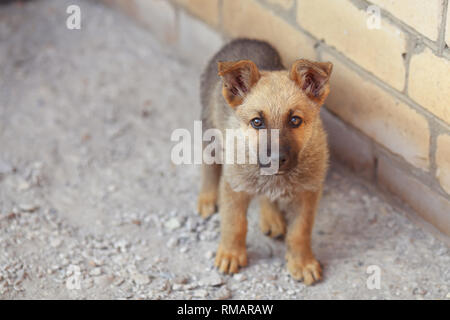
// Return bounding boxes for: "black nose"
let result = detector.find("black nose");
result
[277,152,289,170]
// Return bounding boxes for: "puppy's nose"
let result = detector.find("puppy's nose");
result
[276,151,289,170]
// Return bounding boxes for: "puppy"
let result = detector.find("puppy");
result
[197,39,332,285]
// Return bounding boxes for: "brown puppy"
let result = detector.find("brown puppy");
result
[198,39,332,285]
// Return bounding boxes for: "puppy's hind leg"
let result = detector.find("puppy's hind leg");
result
[197,163,221,219]
[260,197,286,239]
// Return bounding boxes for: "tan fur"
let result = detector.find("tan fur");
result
[198,39,332,285]
[260,196,286,238]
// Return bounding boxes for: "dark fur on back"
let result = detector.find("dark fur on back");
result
[200,39,284,127]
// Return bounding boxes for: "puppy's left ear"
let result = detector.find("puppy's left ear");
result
[289,59,333,105]
[218,60,261,108]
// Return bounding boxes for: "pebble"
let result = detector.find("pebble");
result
[193,289,208,298]
[90,267,102,276]
[82,278,94,289]
[19,204,39,213]
[205,250,215,259]
[113,278,125,287]
[172,284,183,291]
[167,237,179,248]
[94,275,114,286]
[173,275,189,285]
[180,247,188,253]
[17,181,31,191]
[164,218,181,231]
[50,238,62,248]
[215,286,231,300]
[200,273,223,287]
[131,273,150,286]
[233,274,247,282]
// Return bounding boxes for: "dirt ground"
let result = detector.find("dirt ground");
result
[0,0,449,300]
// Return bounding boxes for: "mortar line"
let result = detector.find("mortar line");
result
[438,0,449,55]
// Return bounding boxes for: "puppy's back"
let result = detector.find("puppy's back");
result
[200,39,284,114]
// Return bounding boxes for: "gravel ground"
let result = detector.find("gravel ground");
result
[0,0,449,300]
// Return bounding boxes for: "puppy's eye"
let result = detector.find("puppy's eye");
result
[289,116,303,128]
[250,117,265,129]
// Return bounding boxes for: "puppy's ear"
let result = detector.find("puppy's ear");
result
[218,60,261,108]
[289,59,333,105]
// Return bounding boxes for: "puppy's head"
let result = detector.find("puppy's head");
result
[218,59,333,175]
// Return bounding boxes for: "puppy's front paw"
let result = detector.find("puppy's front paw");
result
[197,192,217,219]
[286,253,322,285]
[214,244,247,274]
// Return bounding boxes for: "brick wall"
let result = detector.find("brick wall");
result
[103,0,450,237]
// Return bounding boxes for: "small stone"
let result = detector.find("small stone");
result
[172,284,183,291]
[173,275,189,285]
[50,238,62,248]
[164,218,181,230]
[19,203,39,212]
[95,275,114,286]
[193,289,208,298]
[264,274,277,281]
[446,293,450,299]
[205,251,215,259]
[200,273,223,287]
[167,237,178,248]
[180,247,188,253]
[131,273,150,286]
[113,278,125,287]
[17,181,31,191]
[287,289,295,295]
[82,278,94,289]
[184,283,198,290]
[114,239,129,252]
[233,274,247,282]
[215,286,231,300]
[90,267,102,276]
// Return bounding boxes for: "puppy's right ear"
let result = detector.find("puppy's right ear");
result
[218,60,260,108]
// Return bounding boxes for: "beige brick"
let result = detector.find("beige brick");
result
[436,135,450,195]
[321,108,374,179]
[297,0,406,90]
[323,52,430,169]
[174,0,220,27]
[223,0,316,67]
[377,155,450,236]
[370,0,443,41]
[409,48,450,124]
[267,0,294,10]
